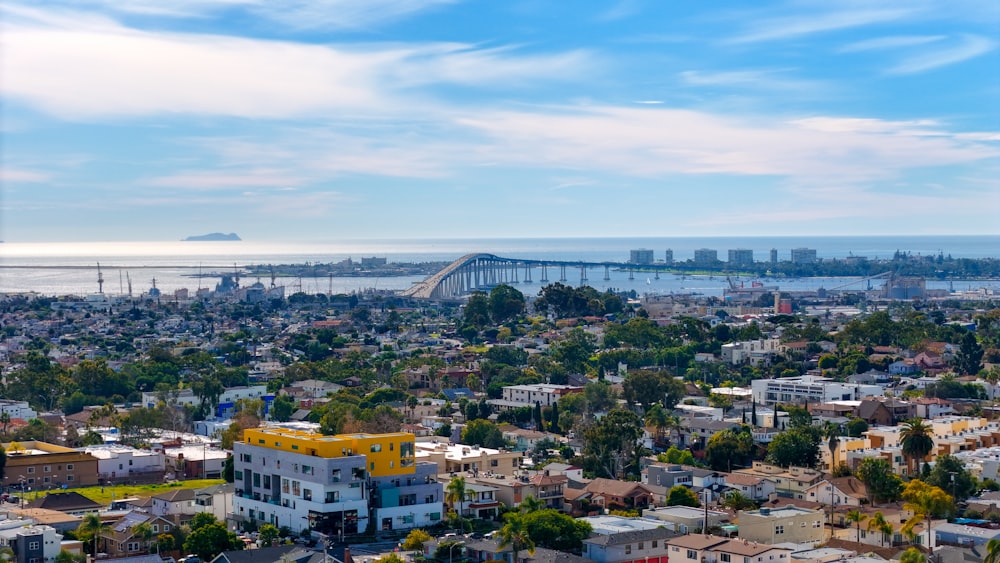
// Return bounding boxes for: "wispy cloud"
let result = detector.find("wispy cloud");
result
[730,7,913,44]
[888,34,997,74]
[1,9,589,119]
[839,34,945,52]
[678,69,827,95]
[0,168,50,183]
[146,170,308,191]
[8,0,458,29]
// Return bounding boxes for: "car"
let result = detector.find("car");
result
[469,533,484,540]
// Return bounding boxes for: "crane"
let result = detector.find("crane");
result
[97,262,104,294]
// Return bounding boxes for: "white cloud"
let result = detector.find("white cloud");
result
[730,8,913,44]
[0,168,50,183]
[1,9,589,119]
[888,34,997,74]
[839,35,945,52]
[146,170,309,190]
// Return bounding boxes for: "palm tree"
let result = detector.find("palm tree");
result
[720,491,755,512]
[825,422,840,471]
[900,419,935,476]
[663,414,682,447]
[867,511,893,547]
[445,476,473,519]
[984,537,1000,563]
[845,510,868,543]
[78,512,108,556]
[498,511,535,563]
[131,522,153,553]
[644,405,669,446]
[519,495,544,513]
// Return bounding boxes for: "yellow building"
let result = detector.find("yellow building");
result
[241,428,416,477]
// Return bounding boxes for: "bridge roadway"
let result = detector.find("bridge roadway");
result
[401,253,675,299]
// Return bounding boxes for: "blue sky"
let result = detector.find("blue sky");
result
[1,0,998,242]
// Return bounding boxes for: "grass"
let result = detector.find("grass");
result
[40,479,226,505]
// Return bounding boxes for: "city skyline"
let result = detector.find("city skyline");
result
[2,0,999,242]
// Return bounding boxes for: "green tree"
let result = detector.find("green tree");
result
[766,427,820,468]
[258,524,279,547]
[489,284,526,324]
[269,394,296,422]
[446,476,474,517]
[402,528,433,551]
[925,454,977,501]
[522,509,592,552]
[705,427,754,472]
[866,511,893,547]
[666,485,700,507]
[463,292,492,329]
[845,510,868,543]
[856,458,903,505]
[131,522,153,553]
[155,534,175,554]
[900,418,935,475]
[77,512,108,556]
[984,538,1000,563]
[183,521,242,561]
[720,490,755,511]
[845,417,869,438]
[953,331,984,375]
[189,512,219,531]
[498,511,535,563]
[582,409,643,479]
[900,547,927,563]
[461,419,507,449]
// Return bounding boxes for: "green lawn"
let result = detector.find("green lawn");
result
[42,479,226,506]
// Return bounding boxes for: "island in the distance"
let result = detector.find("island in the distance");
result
[182,232,241,242]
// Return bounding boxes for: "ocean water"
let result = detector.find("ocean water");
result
[1,236,998,296]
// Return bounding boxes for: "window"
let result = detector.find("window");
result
[721,555,731,563]
[67,464,74,470]
[27,467,34,474]
[67,476,73,482]
[638,542,644,550]
[152,525,159,533]
[371,444,382,453]
[283,479,290,494]
[686,550,697,560]
[775,525,784,535]
[253,473,260,487]
[390,442,394,451]
[303,489,312,501]
[43,466,50,472]
[263,476,271,489]
[625,545,631,555]
[164,525,170,532]
[128,542,140,552]
[292,445,299,450]
[652,541,658,548]
[29,542,40,550]
[371,462,375,471]
[292,481,301,496]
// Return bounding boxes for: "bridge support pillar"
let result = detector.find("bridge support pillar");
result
[559,265,567,282]
[524,264,532,283]
[580,266,588,284]
[629,268,634,281]
[540,264,548,283]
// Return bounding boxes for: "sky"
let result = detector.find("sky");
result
[1,0,999,242]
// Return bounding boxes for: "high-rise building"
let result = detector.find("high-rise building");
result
[693,248,718,266]
[728,249,754,266]
[770,248,778,264]
[233,428,443,537]
[664,249,674,264]
[630,249,654,265]
[790,248,817,264]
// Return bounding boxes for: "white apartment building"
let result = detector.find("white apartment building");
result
[487,384,582,412]
[140,385,268,409]
[720,339,782,366]
[751,375,883,406]
[0,400,37,421]
[0,524,62,563]
[80,445,165,480]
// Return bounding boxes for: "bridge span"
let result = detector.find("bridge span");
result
[401,253,672,299]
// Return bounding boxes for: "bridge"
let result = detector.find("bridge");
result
[401,253,672,299]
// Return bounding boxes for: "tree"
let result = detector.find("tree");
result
[489,285,526,324]
[644,405,668,445]
[925,454,977,501]
[258,524,279,547]
[131,522,153,554]
[786,406,813,429]
[845,417,869,438]
[845,510,868,543]
[498,511,535,563]
[189,512,219,531]
[705,427,754,472]
[519,495,544,513]
[582,409,644,479]
[402,528,432,551]
[901,479,954,562]
[666,485,700,507]
[446,476,474,517]
[269,394,295,422]
[985,538,1000,563]
[900,419,935,475]
[856,458,903,505]
[954,331,984,375]
[77,512,108,556]
[866,511,892,547]
[900,547,927,563]
[522,509,592,552]
[223,454,234,483]
[183,521,242,561]
[55,551,87,563]
[461,419,507,449]
[766,427,820,468]
[720,490,755,511]
[155,534,175,554]
[824,422,840,470]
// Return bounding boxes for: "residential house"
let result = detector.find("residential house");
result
[568,479,654,513]
[712,539,794,563]
[641,505,728,533]
[528,473,567,510]
[99,510,175,558]
[642,464,693,489]
[733,462,823,500]
[724,473,776,501]
[151,488,198,521]
[0,524,62,563]
[856,398,915,426]
[737,505,826,545]
[414,441,523,475]
[663,534,729,563]
[194,482,235,522]
[803,477,868,507]
[24,492,102,516]
[583,528,680,563]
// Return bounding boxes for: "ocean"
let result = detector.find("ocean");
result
[1,236,998,297]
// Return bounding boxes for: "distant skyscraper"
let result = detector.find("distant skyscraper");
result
[630,249,654,265]
[693,248,718,266]
[770,248,778,264]
[664,249,674,265]
[790,248,818,264]
[728,248,754,266]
